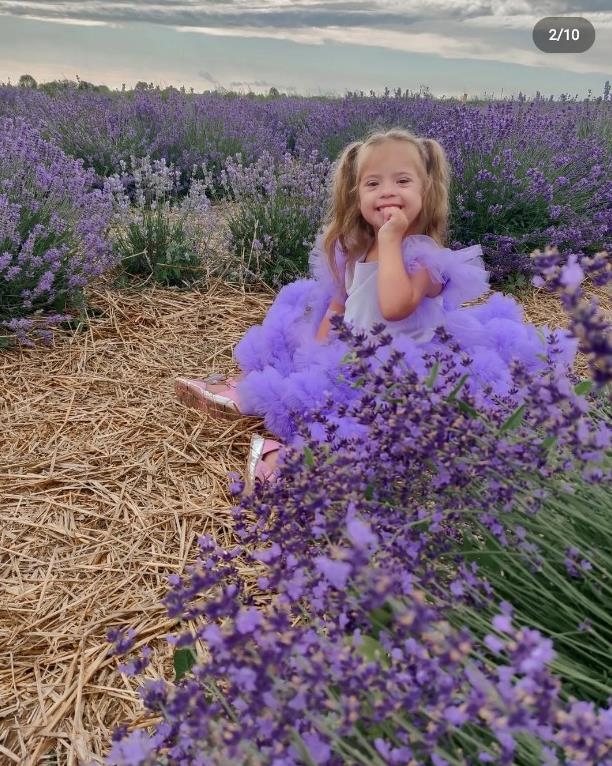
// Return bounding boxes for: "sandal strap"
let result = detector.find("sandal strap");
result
[245,434,282,491]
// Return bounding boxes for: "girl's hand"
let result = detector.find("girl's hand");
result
[378,206,410,242]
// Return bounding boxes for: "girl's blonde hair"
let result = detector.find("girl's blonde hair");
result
[320,128,450,288]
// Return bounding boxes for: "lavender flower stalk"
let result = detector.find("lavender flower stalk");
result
[531,246,611,386]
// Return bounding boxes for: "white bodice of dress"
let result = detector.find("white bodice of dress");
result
[343,252,443,344]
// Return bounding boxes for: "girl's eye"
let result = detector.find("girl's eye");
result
[366,179,411,186]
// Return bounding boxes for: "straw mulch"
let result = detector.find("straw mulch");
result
[0,265,608,764]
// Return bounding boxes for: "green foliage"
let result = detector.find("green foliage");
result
[18,73,37,89]
[453,457,612,706]
[174,646,197,681]
[220,151,331,289]
[225,190,317,288]
[498,271,530,297]
[106,157,216,287]
[113,206,201,286]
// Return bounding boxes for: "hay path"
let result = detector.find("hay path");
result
[0,268,608,765]
[0,278,276,765]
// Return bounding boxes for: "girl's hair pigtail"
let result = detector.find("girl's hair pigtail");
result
[420,138,451,246]
[324,141,362,286]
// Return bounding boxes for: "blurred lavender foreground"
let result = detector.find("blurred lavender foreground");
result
[107,248,611,763]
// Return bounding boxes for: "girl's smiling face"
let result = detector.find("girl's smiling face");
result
[357,140,426,236]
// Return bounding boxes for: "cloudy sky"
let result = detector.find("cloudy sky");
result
[0,1,609,98]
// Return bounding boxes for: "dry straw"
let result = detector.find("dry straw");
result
[0,223,608,763]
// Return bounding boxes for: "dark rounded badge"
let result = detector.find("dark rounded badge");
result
[533,17,595,53]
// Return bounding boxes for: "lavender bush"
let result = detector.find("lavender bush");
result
[163,93,290,191]
[0,86,156,177]
[107,250,610,764]
[531,248,610,386]
[0,118,114,344]
[219,149,332,288]
[426,101,612,283]
[105,156,218,286]
[0,87,290,182]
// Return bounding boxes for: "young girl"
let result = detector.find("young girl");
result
[176,128,576,492]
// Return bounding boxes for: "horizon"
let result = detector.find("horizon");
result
[3,77,609,103]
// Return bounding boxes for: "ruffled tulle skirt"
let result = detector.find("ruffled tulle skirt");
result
[232,278,578,445]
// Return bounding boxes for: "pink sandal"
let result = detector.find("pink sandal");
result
[175,375,242,418]
[244,434,283,494]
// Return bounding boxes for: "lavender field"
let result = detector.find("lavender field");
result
[1,84,611,765]
[1,85,611,342]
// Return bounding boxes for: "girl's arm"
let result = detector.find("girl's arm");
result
[378,238,442,321]
[315,298,345,343]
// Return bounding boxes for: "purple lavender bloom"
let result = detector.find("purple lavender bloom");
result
[345,513,378,551]
[559,254,584,287]
[107,627,136,656]
[235,608,262,635]
[314,556,352,589]
[0,117,114,343]
[492,613,513,634]
[299,732,331,765]
[107,728,163,766]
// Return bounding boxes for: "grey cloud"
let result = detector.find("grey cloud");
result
[0,1,497,29]
[488,0,611,14]
[199,70,221,84]
[524,1,612,10]
[0,0,607,30]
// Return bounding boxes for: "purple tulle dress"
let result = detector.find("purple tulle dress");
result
[232,234,577,446]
